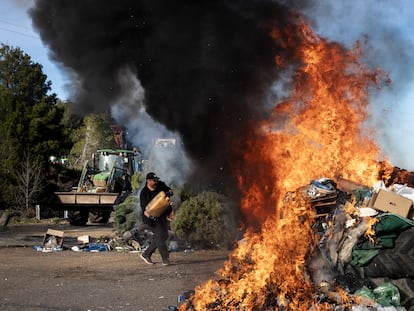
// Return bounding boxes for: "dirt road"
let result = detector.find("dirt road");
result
[0,223,229,311]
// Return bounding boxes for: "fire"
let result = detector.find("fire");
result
[364,216,379,243]
[186,192,319,310]
[180,16,391,310]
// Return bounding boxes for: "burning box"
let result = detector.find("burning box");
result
[372,189,413,218]
[43,229,64,248]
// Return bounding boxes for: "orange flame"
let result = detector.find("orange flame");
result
[181,16,390,310]
[364,216,379,243]
[239,18,390,221]
[185,192,322,310]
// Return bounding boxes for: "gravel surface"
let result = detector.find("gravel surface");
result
[0,223,229,311]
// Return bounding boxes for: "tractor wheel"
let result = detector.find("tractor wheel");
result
[364,227,414,310]
[363,227,414,278]
[88,211,111,224]
[68,210,89,226]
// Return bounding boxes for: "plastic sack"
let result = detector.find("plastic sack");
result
[354,286,376,300]
[372,282,401,307]
[84,243,110,252]
[393,183,414,202]
[355,282,400,307]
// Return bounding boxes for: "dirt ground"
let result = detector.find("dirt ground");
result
[0,222,230,311]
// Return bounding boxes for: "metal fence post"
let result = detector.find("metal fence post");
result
[35,205,41,220]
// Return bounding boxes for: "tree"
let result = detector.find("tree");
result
[0,44,69,211]
[0,44,64,166]
[0,44,51,105]
[58,100,82,157]
[15,152,43,213]
[69,113,118,169]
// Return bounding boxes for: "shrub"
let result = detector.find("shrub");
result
[171,191,236,250]
[112,195,140,234]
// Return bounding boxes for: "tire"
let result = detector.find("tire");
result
[363,227,414,310]
[68,210,89,226]
[88,211,111,224]
[363,227,414,278]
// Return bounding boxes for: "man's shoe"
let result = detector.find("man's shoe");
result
[162,259,170,266]
[140,254,154,265]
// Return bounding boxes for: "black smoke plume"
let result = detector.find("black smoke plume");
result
[30,0,309,192]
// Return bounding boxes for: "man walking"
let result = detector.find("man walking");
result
[139,172,173,266]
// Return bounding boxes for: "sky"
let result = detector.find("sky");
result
[0,0,69,100]
[1,0,414,173]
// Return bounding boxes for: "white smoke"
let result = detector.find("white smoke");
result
[302,0,414,171]
[110,67,194,186]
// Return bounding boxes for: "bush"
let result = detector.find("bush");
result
[171,191,236,250]
[112,195,140,234]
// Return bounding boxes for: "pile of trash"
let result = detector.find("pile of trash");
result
[32,226,184,254]
[32,228,137,253]
[174,178,414,311]
[33,228,65,252]
[306,178,414,310]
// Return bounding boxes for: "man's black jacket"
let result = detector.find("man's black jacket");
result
[140,180,172,226]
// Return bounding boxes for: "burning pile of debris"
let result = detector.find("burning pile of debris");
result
[178,176,414,311]
[28,2,413,308]
[306,177,414,309]
[173,17,414,311]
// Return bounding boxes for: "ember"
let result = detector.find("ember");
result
[180,16,394,311]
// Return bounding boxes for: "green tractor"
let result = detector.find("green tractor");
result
[50,148,141,225]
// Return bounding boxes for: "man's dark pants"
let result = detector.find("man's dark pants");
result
[142,216,169,261]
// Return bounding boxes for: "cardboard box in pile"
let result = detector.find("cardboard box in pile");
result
[43,229,64,248]
[370,189,413,218]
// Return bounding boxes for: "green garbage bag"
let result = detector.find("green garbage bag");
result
[354,285,376,300]
[355,282,401,307]
[374,214,414,234]
[372,282,401,307]
[350,249,380,266]
[351,213,414,267]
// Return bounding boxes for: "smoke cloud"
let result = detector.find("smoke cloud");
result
[30,0,414,188]
[29,0,310,191]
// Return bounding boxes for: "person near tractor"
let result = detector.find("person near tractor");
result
[139,172,173,266]
[121,173,132,193]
